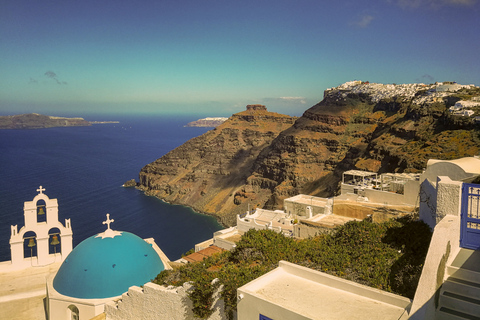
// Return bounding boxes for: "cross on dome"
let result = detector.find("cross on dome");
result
[103,213,114,230]
[37,186,46,194]
[96,213,122,239]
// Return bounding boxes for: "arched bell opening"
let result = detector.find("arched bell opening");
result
[67,304,79,320]
[36,199,47,223]
[23,231,38,259]
[48,227,62,255]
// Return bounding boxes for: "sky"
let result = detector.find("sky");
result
[1,0,479,117]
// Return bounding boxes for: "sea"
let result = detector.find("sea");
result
[0,115,223,262]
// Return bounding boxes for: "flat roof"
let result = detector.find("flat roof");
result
[239,261,410,320]
[427,157,480,175]
[381,173,420,180]
[284,194,329,206]
[302,214,357,228]
[241,209,294,231]
[343,170,377,177]
[183,245,224,263]
[0,262,62,320]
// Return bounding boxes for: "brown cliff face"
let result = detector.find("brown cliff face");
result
[248,91,384,208]
[249,83,480,209]
[139,105,296,225]
[140,82,480,225]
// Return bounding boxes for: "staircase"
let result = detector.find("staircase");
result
[436,249,480,320]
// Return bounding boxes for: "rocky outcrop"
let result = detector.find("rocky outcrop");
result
[0,113,91,129]
[123,179,138,187]
[139,82,480,225]
[139,105,297,225]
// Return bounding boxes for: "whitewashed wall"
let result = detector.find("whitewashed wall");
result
[106,281,229,320]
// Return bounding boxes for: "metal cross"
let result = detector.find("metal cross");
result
[103,213,114,230]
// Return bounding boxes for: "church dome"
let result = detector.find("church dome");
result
[53,230,164,299]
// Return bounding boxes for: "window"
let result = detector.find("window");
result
[260,315,273,320]
[68,305,79,320]
[36,200,47,223]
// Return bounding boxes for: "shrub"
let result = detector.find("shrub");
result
[152,215,432,317]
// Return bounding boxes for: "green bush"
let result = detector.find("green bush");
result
[152,215,432,318]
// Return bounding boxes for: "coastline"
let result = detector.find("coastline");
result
[135,185,228,229]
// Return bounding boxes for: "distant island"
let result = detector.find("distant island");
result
[184,117,228,127]
[0,113,118,129]
[90,121,120,124]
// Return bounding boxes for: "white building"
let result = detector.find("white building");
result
[452,109,475,117]
[0,186,73,272]
[340,170,420,206]
[237,208,294,236]
[237,261,410,320]
[284,194,332,218]
[419,156,480,229]
[46,213,171,320]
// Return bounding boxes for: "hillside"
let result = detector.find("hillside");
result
[0,113,91,129]
[139,105,297,225]
[139,81,480,225]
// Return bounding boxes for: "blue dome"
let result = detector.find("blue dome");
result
[53,231,164,299]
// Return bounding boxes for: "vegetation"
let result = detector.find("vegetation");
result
[153,215,432,319]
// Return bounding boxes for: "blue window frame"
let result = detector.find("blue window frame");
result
[260,315,273,320]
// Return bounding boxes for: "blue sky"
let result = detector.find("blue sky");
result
[1,0,479,117]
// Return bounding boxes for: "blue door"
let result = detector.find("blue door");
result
[460,183,480,249]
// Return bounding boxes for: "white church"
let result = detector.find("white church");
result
[7,186,73,270]
[1,186,171,320]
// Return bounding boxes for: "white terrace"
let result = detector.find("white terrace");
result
[340,170,420,206]
[237,209,294,237]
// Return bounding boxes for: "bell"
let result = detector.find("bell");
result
[28,238,36,247]
[38,207,45,215]
[50,235,60,246]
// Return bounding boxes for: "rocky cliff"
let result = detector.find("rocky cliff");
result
[0,113,91,129]
[139,82,480,225]
[139,105,296,225]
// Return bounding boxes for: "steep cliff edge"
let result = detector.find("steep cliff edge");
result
[250,81,480,209]
[139,105,296,225]
[139,82,480,225]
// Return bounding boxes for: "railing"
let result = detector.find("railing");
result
[460,183,480,249]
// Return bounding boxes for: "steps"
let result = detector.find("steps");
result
[436,249,480,320]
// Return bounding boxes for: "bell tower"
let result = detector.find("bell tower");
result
[9,186,73,269]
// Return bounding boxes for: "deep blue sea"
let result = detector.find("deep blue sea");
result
[0,115,223,262]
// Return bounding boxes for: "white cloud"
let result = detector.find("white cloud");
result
[279,97,307,104]
[354,15,374,28]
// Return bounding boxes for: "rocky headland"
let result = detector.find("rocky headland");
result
[0,113,91,129]
[185,117,228,127]
[139,105,296,225]
[138,82,480,225]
